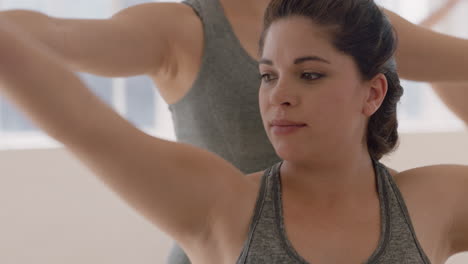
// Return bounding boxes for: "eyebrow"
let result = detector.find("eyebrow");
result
[258,55,331,65]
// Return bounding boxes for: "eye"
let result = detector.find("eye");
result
[301,72,324,81]
[260,73,277,83]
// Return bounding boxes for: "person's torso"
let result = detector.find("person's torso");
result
[159,0,279,173]
[146,0,450,263]
[232,161,433,264]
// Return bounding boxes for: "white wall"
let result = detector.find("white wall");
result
[0,148,172,263]
[0,131,467,263]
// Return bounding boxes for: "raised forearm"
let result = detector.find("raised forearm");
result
[0,20,134,144]
[431,82,468,125]
[414,1,468,126]
[383,9,468,82]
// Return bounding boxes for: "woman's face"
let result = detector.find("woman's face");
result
[259,16,385,163]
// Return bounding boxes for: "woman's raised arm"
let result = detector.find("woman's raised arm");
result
[383,8,468,82]
[0,19,251,254]
[0,3,194,78]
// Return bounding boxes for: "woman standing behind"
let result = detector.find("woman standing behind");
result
[1,0,468,263]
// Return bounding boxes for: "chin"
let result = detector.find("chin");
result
[274,143,308,162]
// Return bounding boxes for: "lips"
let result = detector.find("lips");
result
[270,119,307,127]
[269,119,307,135]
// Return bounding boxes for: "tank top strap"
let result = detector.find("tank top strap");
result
[181,0,258,68]
[182,0,240,46]
[237,161,282,262]
[181,0,202,18]
[182,0,223,29]
[375,161,432,263]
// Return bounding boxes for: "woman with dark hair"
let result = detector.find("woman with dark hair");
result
[2,1,468,263]
[0,0,467,263]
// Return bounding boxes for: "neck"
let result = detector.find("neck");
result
[280,146,377,206]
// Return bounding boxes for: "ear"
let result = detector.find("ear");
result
[362,73,388,117]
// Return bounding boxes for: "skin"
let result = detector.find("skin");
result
[431,83,468,125]
[0,15,467,264]
[418,0,468,125]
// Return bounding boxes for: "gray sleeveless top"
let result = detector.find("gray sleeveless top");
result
[168,0,280,174]
[236,161,432,264]
[167,0,280,262]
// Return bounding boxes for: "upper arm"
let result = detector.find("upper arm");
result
[403,165,468,256]
[21,3,197,77]
[439,165,468,255]
[70,3,198,77]
[75,131,250,248]
[382,8,468,82]
[392,165,468,262]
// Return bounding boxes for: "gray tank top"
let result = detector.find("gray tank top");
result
[236,161,432,263]
[169,0,280,174]
[167,0,280,262]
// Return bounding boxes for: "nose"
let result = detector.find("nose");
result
[269,79,299,107]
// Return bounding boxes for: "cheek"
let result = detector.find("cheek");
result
[330,81,363,111]
[310,87,360,128]
[318,89,350,113]
[258,87,269,118]
[328,87,366,134]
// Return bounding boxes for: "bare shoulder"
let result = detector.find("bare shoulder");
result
[116,2,204,102]
[114,2,199,24]
[393,164,468,205]
[395,164,468,188]
[114,2,202,46]
[392,165,468,260]
[194,170,265,263]
[247,170,265,184]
